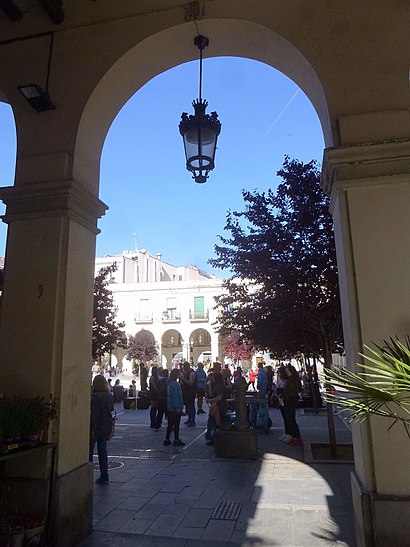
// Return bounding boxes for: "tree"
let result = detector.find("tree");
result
[92,263,127,362]
[210,157,343,453]
[126,329,158,364]
[210,157,342,357]
[221,332,255,364]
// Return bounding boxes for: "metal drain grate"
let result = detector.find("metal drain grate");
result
[93,459,124,471]
[211,501,242,520]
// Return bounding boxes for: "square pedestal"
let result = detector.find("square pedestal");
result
[214,429,258,459]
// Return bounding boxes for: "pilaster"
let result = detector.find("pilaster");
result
[322,140,410,547]
[0,179,107,546]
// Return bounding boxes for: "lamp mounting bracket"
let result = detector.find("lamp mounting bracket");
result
[184,1,204,22]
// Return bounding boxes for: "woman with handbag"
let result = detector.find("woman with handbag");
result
[89,375,114,485]
[205,372,227,446]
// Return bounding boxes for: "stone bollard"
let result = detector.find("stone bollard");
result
[214,373,257,459]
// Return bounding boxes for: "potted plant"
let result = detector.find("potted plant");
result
[0,395,58,453]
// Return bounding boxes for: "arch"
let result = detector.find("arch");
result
[74,19,331,191]
[161,328,183,368]
[189,327,212,364]
[0,101,17,252]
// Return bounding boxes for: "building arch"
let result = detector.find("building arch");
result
[161,328,183,368]
[188,327,212,365]
[74,18,331,192]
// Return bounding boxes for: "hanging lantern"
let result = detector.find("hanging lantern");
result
[179,35,221,184]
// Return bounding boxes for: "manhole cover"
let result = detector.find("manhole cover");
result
[211,501,242,520]
[93,459,124,471]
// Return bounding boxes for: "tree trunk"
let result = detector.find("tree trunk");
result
[323,345,337,457]
[310,355,319,413]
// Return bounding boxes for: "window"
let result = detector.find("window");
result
[166,297,177,320]
[193,296,205,319]
[139,299,150,319]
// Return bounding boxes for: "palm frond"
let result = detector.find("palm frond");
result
[323,337,410,437]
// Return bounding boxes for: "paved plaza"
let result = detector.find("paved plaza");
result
[82,393,355,547]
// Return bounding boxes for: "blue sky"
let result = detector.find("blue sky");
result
[0,57,324,275]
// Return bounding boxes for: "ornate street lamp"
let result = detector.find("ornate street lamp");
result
[179,35,221,184]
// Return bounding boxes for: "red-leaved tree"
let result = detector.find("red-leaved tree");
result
[222,332,255,364]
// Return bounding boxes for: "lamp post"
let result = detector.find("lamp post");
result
[190,338,194,364]
[179,35,221,184]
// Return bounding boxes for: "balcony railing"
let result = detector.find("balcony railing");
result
[162,310,181,323]
[134,313,153,324]
[189,309,209,322]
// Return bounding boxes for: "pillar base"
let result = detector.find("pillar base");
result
[49,462,93,547]
[351,471,410,547]
[214,429,258,459]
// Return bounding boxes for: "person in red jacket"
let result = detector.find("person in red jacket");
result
[248,368,256,391]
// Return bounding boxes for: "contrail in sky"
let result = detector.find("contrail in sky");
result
[264,88,301,138]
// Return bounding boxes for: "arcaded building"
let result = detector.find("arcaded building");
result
[95,250,224,367]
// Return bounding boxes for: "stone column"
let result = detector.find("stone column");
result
[322,140,410,547]
[210,331,219,362]
[0,179,107,546]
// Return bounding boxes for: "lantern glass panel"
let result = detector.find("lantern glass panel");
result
[184,127,216,168]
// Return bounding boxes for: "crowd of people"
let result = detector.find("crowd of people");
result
[89,361,303,484]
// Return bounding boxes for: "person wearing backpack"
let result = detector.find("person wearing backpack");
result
[180,361,197,426]
[164,369,185,447]
[155,368,168,429]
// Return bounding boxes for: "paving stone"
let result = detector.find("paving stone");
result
[234,520,293,546]
[93,492,133,523]
[115,496,149,512]
[134,503,164,520]
[93,509,137,532]
[230,530,266,545]
[172,526,204,540]
[149,492,178,505]
[192,496,221,510]
[160,480,187,493]
[117,478,154,493]
[200,519,236,541]
[118,517,153,534]
[175,485,206,501]
[180,507,213,528]
[252,478,334,506]
[145,513,184,536]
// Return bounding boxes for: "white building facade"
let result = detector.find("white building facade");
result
[95,250,225,370]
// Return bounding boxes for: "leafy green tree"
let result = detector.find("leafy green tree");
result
[126,329,158,364]
[210,157,343,452]
[92,263,127,362]
[210,157,342,361]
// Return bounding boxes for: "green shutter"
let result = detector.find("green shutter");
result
[194,296,204,317]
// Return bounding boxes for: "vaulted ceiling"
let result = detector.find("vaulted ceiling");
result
[0,0,64,24]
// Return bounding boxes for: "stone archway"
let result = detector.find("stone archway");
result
[73,18,332,192]
[161,328,183,369]
[0,5,408,546]
[188,327,212,365]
